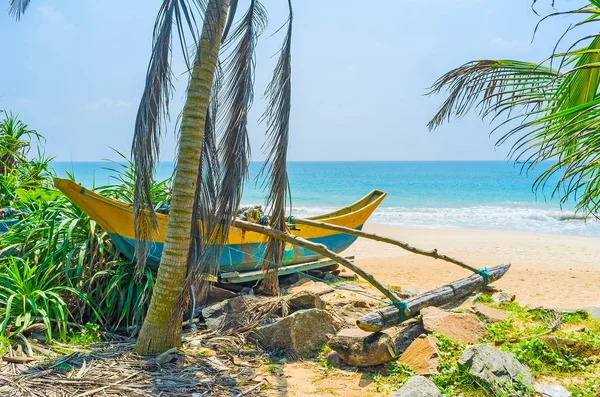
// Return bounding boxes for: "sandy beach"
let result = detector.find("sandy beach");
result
[348,224,600,309]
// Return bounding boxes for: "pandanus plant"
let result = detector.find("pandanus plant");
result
[428,0,600,218]
[7,0,295,353]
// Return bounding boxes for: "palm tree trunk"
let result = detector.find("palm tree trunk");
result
[135,0,230,355]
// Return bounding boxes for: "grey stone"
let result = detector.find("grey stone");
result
[201,296,257,332]
[535,384,571,397]
[492,291,515,306]
[327,320,424,367]
[285,291,326,311]
[458,344,533,390]
[251,309,337,355]
[391,375,442,397]
[586,307,600,322]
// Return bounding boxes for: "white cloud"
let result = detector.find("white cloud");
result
[82,98,136,113]
[488,37,527,51]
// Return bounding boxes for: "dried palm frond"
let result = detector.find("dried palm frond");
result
[132,0,207,275]
[257,0,294,295]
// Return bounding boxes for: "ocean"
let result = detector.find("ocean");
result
[52,161,600,238]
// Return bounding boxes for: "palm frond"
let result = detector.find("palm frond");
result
[213,0,267,243]
[257,0,293,295]
[428,3,600,217]
[8,0,31,20]
[132,0,206,275]
[427,60,561,131]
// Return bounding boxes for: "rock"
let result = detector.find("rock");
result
[202,296,257,332]
[469,303,508,323]
[492,291,515,305]
[397,289,426,299]
[285,291,326,311]
[323,273,339,282]
[240,287,254,296]
[391,375,442,397]
[318,264,340,272]
[421,307,487,344]
[399,335,440,374]
[327,328,394,367]
[328,320,424,367]
[251,309,337,355]
[458,344,534,390]
[540,336,600,358]
[535,384,571,397]
[326,351,344,368]
[337,271,358,280]
[585,307,600,322]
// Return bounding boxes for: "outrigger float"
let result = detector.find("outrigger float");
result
[54,177,510,332]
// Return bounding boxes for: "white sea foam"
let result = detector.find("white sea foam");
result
[289,205,600,238]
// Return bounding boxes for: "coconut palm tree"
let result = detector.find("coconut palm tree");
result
[7,0,294,353]
[428,1,600,217]
[131,0,293,353]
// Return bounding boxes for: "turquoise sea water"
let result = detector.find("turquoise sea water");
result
[52,161,600,238]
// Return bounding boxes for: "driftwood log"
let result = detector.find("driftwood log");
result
[292,217,479,273]
[232,219,402,303]
[356,264,511,332]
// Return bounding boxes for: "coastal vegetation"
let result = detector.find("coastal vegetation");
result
[428,0,600,218]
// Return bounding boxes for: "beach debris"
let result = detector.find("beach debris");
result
[492,291,515,306]
[467,303,509,323]
[251,309,338,355]
[391,375,442,397]
[458,344,534,391]
[201,296,258,332]
[535,384,571,397]
[357,264,511,332]
[285,291,326,312]
[327,320,424,367]
[421,307,487,344]
[540,336,600,359]
[398,335,440,375]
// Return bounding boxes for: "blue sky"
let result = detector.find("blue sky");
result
[0,0,571,161]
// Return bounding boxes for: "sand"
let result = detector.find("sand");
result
[346,224,600,309]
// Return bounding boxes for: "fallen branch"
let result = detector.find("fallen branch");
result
[356,264,511,332]
[233,220,402,303]
[292,217,479,273]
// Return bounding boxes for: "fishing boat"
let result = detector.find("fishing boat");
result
[53,178,386,277]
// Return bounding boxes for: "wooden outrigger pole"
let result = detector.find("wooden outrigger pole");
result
[233,219,403,304]
[290,217,480,273]
[234,218,511,333]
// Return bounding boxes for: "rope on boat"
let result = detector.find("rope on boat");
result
[477,267,490,285]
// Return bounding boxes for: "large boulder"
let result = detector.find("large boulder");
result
[540,336,600,359]
[201,295,257,332]
[391,375,442,397]
[421,306,487,344]
[251,309,337,355]
[399,335,440,374]
[458,344,534,390]
[327,320,424,367]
